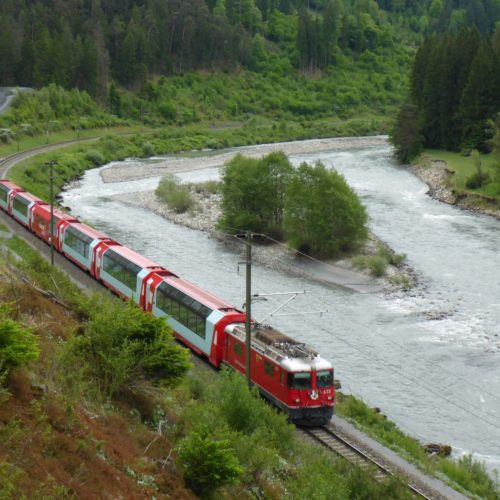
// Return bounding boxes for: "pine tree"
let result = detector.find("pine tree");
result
[459,41,500,150]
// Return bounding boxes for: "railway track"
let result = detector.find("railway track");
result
[300,424,436,499]
[0,137,99,177]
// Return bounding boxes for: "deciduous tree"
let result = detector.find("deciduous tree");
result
[284,161,367,258]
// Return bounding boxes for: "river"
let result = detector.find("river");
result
[61,138,500,475]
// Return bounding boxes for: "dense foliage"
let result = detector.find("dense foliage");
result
[219,153,367,257]
[0,304,39,375]
[391,27,500,161]
[62,295,191,399]
[1,0,499,96]
[284,161,368,256]
[219,151,294,239]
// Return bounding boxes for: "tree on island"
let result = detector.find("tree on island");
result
[219,153,368,258]
[284,161,367,258]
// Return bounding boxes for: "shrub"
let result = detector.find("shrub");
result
[284,161,368,258]
[142,142,155,157]
[84,148,105,166]
[176,429,243,498]
[219,151,294,238]
[437,454,499,499]
[155,174,193,213]
[158,99,177,121]
[62,295,191,399]
[465,172,490,189]
[0,305,40,374]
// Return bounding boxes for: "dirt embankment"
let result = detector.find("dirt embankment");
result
[412,156,500,220]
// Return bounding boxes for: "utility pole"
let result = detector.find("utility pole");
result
[245,230,252,388]
[45,160,56,265]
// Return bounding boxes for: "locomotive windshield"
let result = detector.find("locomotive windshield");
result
[316,370,333,388]
[288,372,311,389]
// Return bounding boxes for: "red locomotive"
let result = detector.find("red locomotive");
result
[0,179,334,425]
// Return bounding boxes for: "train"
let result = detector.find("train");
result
[0,178,335,426]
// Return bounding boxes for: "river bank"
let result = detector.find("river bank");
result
[101,136,415,293]
[412,155,500,220]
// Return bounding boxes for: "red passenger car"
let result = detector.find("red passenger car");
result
[0,180,25,213]
[31,203,78,248]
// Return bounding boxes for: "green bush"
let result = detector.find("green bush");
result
[155,174,193,213]
[465,172,491,189]
[176,429,243,498]
[84,148,105,166]
[62,296,190,399]
[0,305,40,374]
[284,161,368,258]
[437,454,499,499]
[219,151,294,238]
[142,142,155,157]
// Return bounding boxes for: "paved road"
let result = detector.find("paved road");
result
[0,87,31,114]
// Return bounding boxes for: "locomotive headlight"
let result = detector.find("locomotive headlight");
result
[327,396,333,401]
[294,398,300,403]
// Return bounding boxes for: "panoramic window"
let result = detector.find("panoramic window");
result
[12,196,29,217]
[288,372,312,390]
[64,226,93,258]
[0,185,8,203]
[155,282,212,339]
[316,370,333,388]
[102,250,141,290]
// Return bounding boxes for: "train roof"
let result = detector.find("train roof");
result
[225,323,332,371]
[68,222,110,240]
[166,276,242,312]
[0,180,23,191]
[105,244,165,270]
[34,204,77,221]
[14,191,46,204]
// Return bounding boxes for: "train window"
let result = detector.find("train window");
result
[102,250,141,290]
[316,370,333,388]
[13,197,29,217]
[64,226,93,258]
[155,283,211,340]
[0,185,8,202]
[264,361,274,377]
[288,372,311,389]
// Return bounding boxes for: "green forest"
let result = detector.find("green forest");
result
[1,0,500,136]
[392,27,500,162]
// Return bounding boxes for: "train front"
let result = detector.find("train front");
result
[281,356,335,426]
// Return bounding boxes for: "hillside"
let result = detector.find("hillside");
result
[0,0,498,140]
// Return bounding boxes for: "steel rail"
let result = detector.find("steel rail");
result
[0,137,99,177]
[300,424,435,499]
